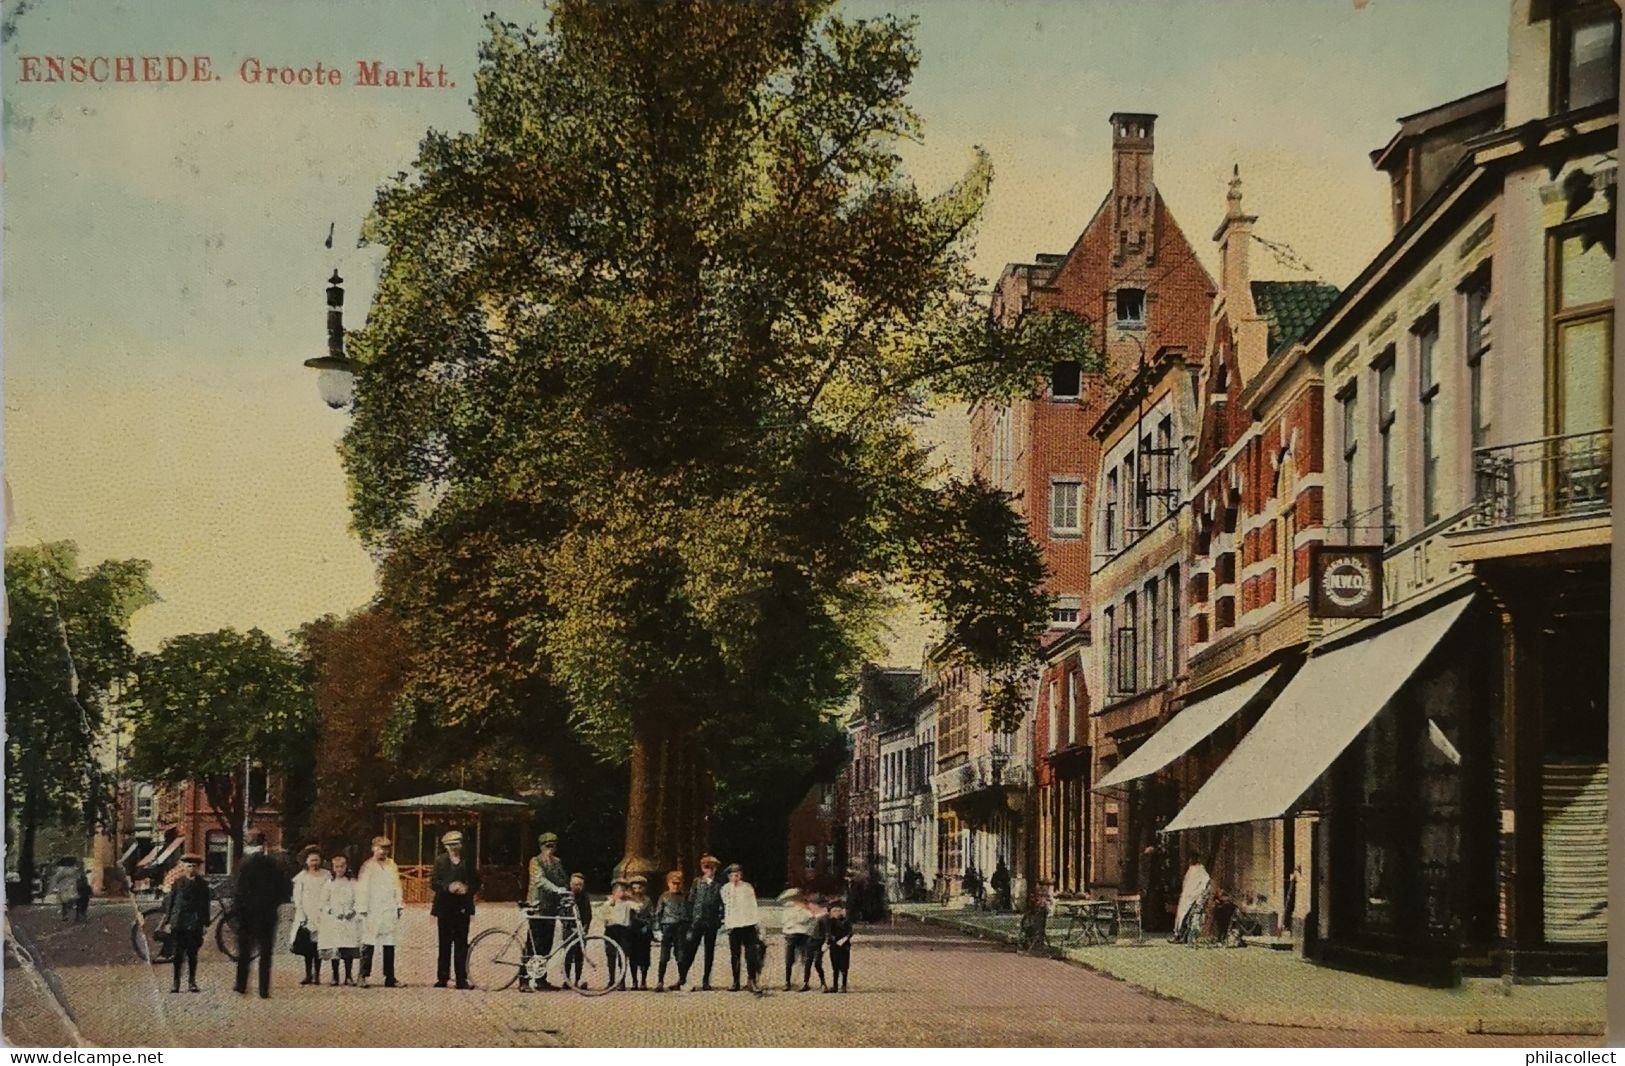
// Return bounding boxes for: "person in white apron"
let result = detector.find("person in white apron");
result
[356,835,405,988]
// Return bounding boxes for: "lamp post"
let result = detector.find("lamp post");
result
[303,270,356,409]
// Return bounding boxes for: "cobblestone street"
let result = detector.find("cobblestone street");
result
[3,903,1599,1048]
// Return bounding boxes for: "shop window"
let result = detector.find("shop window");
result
[205,832,230,876]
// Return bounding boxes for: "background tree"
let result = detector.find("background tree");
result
[341,1,1096,880]
[127,628,315,861]
[4,542,156,900]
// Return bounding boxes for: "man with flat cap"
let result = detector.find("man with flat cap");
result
[165,853,210,993]
[431,829,480,988]
[520,831,567,992]
[233,832,284,998]
[684,854,725,991]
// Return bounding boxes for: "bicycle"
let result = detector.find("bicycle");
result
[131,881,258,963]
[467,906,627,996]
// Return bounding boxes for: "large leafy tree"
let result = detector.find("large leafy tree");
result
[342,1,1095,879]
[4,542,156,898]
[127,628,316,860]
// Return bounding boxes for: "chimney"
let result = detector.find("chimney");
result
[1110,112,1157,266]
[1213,165,1257,314]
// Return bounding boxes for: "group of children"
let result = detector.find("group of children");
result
[289,836,406,989]
[776,889,853,993]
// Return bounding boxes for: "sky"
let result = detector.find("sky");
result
[1,0,1509,657]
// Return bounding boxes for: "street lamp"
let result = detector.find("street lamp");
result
[303,270,356,409]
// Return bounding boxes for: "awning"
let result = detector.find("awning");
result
[135,843,164,868]
[1164,594,1473,833]
[1095,667,1278,790]
[149,837,185,868]
[119,841,141,864]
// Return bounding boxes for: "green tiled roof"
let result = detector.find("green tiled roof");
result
[1251,281,1341,358]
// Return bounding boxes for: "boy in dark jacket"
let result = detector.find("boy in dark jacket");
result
[823,902,853,993]
[627,875,653,989]
[165,855,211,993]
[653,870,689,991]
[683,855,724,990]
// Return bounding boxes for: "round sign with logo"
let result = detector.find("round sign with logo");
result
[1311,546,1383,618]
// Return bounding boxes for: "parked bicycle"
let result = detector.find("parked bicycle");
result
[467,907,627,996]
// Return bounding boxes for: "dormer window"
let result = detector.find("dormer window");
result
[1116,288,1146,329]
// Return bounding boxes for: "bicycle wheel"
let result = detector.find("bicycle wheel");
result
[467,927,525,991]
[562,934,627,997]
[214,907,250,961]
[131,906,168,963]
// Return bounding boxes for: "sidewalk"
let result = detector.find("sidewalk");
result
[894,903,1604,1037]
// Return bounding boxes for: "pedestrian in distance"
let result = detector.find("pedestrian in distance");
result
[521,831,568,992]
[356,835,405,988]
[824,901,853,993]
[653,869,688,992]
[684,854,724,991]
[318,853,362,986]
[74,868,92,922]
[627,874,653,989]
[289,846,328,985]
[561,872,592,987]
[165,855,210,994]
[50,860,79,923]
[720,863,764,996]
[233,833,284,999]
[431,830,480,989]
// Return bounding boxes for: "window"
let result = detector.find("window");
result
[1122,457,1138,533]
[1104,469,1119,550]
[1051,361,1082,400]
[1554,4,1620,113]
[1049,595,1082,629]
[1279,507,1298,600]
[1117,593,1138,694]
[1376,349,1397,544]
[804,845,817,871]
[249,764,272,808]
[1102,606,1115,695]
[1550,223,1615,436]
[991,406,1011,491]
[1340,384,1359,539]
[1135,438,1153,528]
[1116,288,1146,328]
[133,784,155,829]
[1147,578,1165,685]
[1465,274,1492,453]
[1166,565,1181,676]
[1050,480,1082,536]
[206,831,231,876]
[1415,311,1441,524]
[1047,680,1060,751]
[1155,416,1174,500]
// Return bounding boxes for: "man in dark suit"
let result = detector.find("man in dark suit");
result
[431,830,480,989]
[233,832,284,998]
[683,854,724,991]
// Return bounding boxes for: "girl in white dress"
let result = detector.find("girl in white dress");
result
[318,853,362,986]
[289,847,330,986]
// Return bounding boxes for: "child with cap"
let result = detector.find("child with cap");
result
[684,854,724,991]
[561,872,592,987]
[653,870,688,992]
[603,879,634,989]
[720,863,764,996]
[824,901,853,992]
[165,854,210,993]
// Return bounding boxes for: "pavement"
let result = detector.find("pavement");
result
[1,900,1604,1047]
[895,903,1606,1038]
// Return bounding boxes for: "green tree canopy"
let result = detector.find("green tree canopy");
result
[341,0,1097,876]
[4,542,156,892]
[128,627,315,857]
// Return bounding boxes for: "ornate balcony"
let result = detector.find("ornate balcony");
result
[1450,429,1611,563]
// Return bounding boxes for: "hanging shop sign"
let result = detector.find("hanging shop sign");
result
[1309,544,1384,619]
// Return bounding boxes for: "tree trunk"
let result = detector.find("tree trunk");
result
[621,710,709,886]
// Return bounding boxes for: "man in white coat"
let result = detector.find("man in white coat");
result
[357,835,406,987]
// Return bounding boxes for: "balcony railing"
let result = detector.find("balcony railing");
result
[1471,429,1612,529]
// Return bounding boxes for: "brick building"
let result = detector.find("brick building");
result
[977,111,1215,906]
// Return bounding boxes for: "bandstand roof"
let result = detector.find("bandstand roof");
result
[377,789,529,812]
